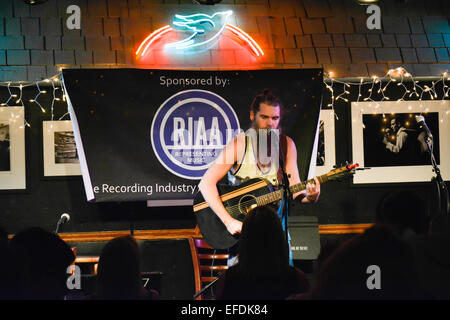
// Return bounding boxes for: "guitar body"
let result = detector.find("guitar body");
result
[193,163,359,250]
[193,178,276,249]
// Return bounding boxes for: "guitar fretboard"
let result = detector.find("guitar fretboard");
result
[256,174,328,206]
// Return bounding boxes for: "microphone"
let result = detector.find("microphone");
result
[415,115,433,139]
[265,128,280,158]
[58,213,70,224]
[55,213,70,233]
[266,128,280,140]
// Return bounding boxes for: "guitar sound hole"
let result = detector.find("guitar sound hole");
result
[238,195,258,218]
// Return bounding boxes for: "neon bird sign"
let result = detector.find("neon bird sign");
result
[224,24,264,57]
[165,11,232,51]
[136,25,172,58]
[135,10,264,61]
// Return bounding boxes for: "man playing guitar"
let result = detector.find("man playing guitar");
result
[198,89,321,239]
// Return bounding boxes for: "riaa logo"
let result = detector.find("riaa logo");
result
[151,90,240,179]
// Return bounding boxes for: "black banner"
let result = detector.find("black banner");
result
[62,68,322,203]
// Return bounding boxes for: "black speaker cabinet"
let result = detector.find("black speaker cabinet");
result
[288,215,320,260]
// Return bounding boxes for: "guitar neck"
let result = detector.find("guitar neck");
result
[289,174,328,195]
[256,174,328,206]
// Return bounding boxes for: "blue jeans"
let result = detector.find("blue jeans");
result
[278,197,294,267]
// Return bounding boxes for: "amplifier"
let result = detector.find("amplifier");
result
[288,215,320,260]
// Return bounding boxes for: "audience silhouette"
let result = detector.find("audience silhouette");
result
[376,190,429,239]
[408,228,450,299]
[8,227,75,300]
[376,190,450,298]
[215,205,310,300]
[0,225,7,247]
[94,235,158,300]
[0,225,20,299]
[408,206,450,299]
[2,188,447,301]
[307,224,427,299]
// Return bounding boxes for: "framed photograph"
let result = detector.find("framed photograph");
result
[314,109,336,176]
[43,120,81,176]
[0,107,26,190]
[351,100,450,184]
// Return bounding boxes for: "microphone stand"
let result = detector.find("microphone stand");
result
[278,136,291,244]
[55,214,70,234]
[193,276,221,299]
[425,135,449,232]
[55,221,62,234]
[130,210,135,237]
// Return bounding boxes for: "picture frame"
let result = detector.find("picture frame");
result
[43,120,81,177]
[0,107,26,190]
[351,100,450,184]
[314,109,336,177]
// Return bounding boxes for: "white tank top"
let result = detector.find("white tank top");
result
[227,132,279,187]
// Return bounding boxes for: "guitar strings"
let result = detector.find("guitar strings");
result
[222,170,348,217]
[224,188,286,217]
[223,178,317,217]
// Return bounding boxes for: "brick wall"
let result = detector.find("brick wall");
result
[0,0,449,81]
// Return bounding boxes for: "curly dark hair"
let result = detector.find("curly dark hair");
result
[250,89,283,114]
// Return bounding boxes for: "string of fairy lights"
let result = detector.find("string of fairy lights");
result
[323,67,450,121]
[0,72,68,129]
[0,67,449,130]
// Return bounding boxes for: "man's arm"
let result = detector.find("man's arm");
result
[385,130,408,153]
[198,133,245,235]
[284,136,320,203]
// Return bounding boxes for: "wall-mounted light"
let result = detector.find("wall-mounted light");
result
[193,0,223,4]
[23,0,48,4]
[355,0,379,4]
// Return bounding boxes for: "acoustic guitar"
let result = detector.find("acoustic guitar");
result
[193,163,359,249]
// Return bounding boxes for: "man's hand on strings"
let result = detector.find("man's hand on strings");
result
[225,218,242,235]
[305,176,320,203]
